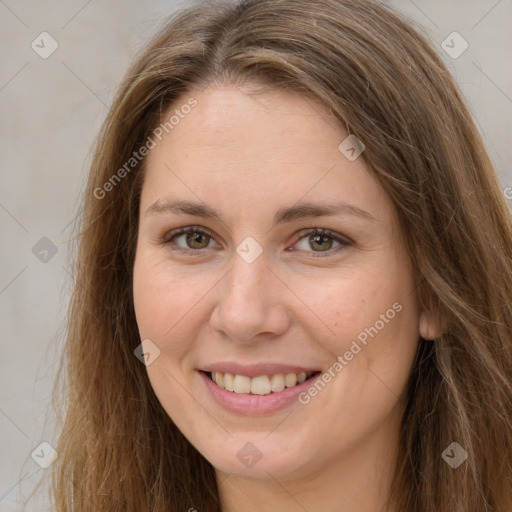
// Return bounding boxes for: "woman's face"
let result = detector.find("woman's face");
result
[133,84,429,481]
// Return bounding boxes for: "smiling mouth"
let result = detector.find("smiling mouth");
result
[204,370,321,396]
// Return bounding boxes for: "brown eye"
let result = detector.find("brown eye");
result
[308,232,334,252]
[293,227,351,256]
[183,231,211,249]
[164,227,216,252]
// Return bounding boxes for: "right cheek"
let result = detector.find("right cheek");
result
[133,276,165,338]
[133,257,165,317]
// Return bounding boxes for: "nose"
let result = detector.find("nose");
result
[209,250,291,344]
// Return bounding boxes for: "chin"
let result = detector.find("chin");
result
[198,430,316,480]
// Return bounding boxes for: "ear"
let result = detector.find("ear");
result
[419,310,443,340]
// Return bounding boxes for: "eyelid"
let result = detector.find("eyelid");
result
[161,225,220,250]
[293,227,354,246]
[162,225,214,243]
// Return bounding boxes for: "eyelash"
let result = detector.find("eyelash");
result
[161,226,352,258]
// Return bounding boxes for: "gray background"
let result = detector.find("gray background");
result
[1,1,511,510]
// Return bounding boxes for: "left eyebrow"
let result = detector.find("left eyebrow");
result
[145,199,376,225]
[273,202,376,224]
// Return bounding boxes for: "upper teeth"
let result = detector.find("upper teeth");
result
[210,371,314,395]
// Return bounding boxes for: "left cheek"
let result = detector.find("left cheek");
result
[315,280,387,341]
[348,299,420,394]
[321,285,416,362]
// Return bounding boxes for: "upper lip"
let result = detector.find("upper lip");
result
[200,362,320,378]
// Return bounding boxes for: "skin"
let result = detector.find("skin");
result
[133,83,440,511]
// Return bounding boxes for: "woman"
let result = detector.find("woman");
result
[51,0,512,510]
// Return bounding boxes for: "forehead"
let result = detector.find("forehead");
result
[141,84,392,225]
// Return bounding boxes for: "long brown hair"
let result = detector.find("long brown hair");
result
[51,0,512,510]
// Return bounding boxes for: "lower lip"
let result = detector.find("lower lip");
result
[198,371,320,415]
